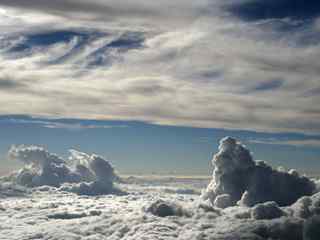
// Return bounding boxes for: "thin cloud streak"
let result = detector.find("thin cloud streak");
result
[0,117,128,130]
[249,138,320,148]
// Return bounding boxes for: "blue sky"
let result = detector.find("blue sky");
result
[0,115,319,175]
[0,1,319,175]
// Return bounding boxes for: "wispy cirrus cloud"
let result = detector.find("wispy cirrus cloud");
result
[0,1,319,135]
[249,138,320,148]
[0,116,128,130]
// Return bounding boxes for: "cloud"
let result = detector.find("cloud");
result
[7,145,122,195]
[47,211,88,220]
[0,1,319,136]
[303,215,320,240]
[253,79,284,92]
[144,199,191,217]
[1,162,320,240]
[59,181,124,196]
[251,201,284,220]
[0,78,24,89]
[0,116,128,130]
[249,138,320,148]
[203,137,316,207]
[0,0,211,31]
[0,76,29,91]
[0,182,27,198]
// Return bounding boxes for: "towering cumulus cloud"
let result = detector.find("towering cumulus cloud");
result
[203,137,316,208]
[7,145,121,195]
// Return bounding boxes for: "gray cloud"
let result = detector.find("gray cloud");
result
[2,117,127,130]
[249,138,320,148]
[0,77,27,90]
[0,1,319,135]
[1,168,320,240]
[0,0,211,31]
[253,79,284,91]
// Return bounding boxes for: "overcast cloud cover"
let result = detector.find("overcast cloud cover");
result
[0,0,319,136]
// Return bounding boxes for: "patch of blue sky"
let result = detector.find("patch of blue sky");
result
[0,115,319,175]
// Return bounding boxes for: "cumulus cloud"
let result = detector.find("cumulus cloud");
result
[251,201,284,220]
[2,136,320,240]
[7,145,122,195]
[288,192,320,219]
[8,145,79,187]
[145,199,191,217]
[203,137,316,207]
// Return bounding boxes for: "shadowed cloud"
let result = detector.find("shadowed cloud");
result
[0,77,27,90]
[253,79,284,91]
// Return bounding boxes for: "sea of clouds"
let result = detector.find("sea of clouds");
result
[0,137,320,239]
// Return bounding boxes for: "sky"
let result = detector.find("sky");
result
[0,0,319,175]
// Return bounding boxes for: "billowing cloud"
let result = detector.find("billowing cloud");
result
[203,137,316,207]
[1,171,320,240]
[1,136,320,240]
[144,199,190,217]
[7,145,121,195]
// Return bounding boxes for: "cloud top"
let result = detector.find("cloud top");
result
[7,145,121,195]
[203,137,316,207]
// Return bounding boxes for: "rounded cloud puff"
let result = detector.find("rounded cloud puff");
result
[145,199,190,217]
[214,194,233,209]
[203,137,316,208]
[7,145,121,195]
[251,201,284,220]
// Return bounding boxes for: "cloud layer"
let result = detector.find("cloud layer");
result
[0,1,319,135]
[1,172,320,240]
[1,136,320,240]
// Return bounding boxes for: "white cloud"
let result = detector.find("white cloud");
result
[2,136,320,239]
[203,137,316,207]
[7,145,120,195]
[3,118,128,130]
[1,173,320,240]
